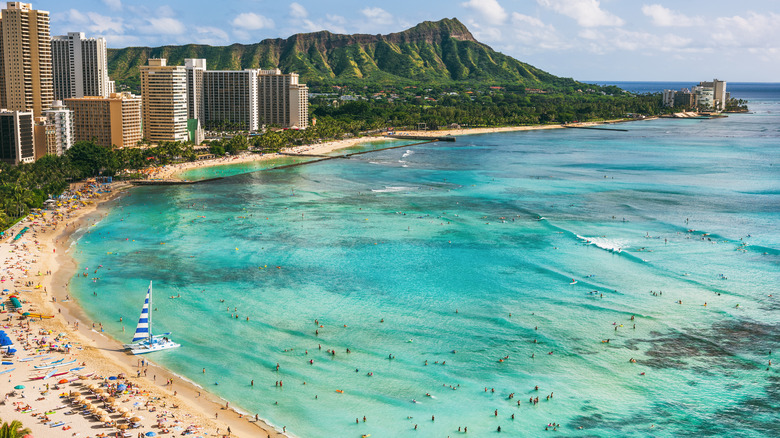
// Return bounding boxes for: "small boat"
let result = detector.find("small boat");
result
[123,282,180,355]
[34,359,76,369]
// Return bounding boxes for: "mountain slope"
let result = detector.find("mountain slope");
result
[107,18,578,88]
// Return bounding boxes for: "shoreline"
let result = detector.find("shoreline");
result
[1,184,285,438]
[0,119,650,438]
[152,135,394,181]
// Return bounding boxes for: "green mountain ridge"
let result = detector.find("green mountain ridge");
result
[107,18,581,89]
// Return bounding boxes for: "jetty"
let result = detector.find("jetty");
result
[129,177,224,185]
[386,135,456,142]
[564,125,628,132]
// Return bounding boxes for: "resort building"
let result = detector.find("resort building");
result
[37,100,73,155]
[663,79,726,111]
[258,69,309,129]
[201,68,260,131]
[140,58,189,143]
[64,92,142,148]
[51,31,112,100]
[0,2,53,117]
[0,109,34,164]
[184,58,206,121]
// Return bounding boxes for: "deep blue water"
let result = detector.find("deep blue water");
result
[590,81,780,100]
[67,85,780,437]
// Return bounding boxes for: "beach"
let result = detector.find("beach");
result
[1,182,285,437]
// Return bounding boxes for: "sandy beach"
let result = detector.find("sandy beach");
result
[152,136,392,181]
[1,183,285,438]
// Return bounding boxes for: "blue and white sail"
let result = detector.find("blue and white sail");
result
[124,281,180,355]
[131,282,152,342]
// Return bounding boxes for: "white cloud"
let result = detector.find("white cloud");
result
[361,7,393,26]
[465,19,502,42]
[102,0,122,11]
[578,27,692,53]
[712,12,780,49]
[140,17,185,35]
[289,2,308,19]
[538,0,624,27]
[642,4,701,27]
[461,0,507,25]
[511,13,569,51]
[192,26,230,45]
[232,12,275,30]
[156,5,176,17]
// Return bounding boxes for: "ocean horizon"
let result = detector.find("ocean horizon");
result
[68,84,780,437]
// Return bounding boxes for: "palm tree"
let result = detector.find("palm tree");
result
[0,419,32,438]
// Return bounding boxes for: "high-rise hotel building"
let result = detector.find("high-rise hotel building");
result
[0,2,53,117]
[51,32,113,100]
[65,92,141,149]
[140,58,188,143]
[258,69,308,129]
[0,109,34,164]
[39,99,73,155]
[185,59,259,132]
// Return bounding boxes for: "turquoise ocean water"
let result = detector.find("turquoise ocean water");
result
[69,86,779,437]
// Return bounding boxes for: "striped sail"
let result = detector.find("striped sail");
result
[131,282,152,342]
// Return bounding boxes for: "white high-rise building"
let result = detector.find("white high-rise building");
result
[51,32,110,100]
[42,100,73,155]
[184,58,206,121]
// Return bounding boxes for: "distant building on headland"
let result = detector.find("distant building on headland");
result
[663,79,727,111]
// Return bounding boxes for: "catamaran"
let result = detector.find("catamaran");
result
[123,281,180,355]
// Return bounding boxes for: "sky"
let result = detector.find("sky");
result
[37,0,779,82]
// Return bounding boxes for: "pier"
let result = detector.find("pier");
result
[129,177,224,185]
[563,125,628,132]
[386,135,456,142]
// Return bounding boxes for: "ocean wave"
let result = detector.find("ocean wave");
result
[577,235,630,252]
[371,186,420,193]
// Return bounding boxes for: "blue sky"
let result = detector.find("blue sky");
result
[39,0,779,82]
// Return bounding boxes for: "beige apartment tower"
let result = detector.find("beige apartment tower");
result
[258,69,308,129]
[140,58,188,143]
[0,2,53,117]
[65,92,142,148]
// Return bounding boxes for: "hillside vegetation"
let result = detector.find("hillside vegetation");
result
[107,18,581,90]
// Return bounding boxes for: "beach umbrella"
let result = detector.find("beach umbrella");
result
[122,411,133,418]
[14,385,24,389]
[116,424,128,430]
[108,376,117,381]
[130,416,142,422]
[58,379,69,384]
[100,415,112,423]
[116,384,127,391]
[145,432,157,437]
[71,391,81,396]
[106,396,116,403]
